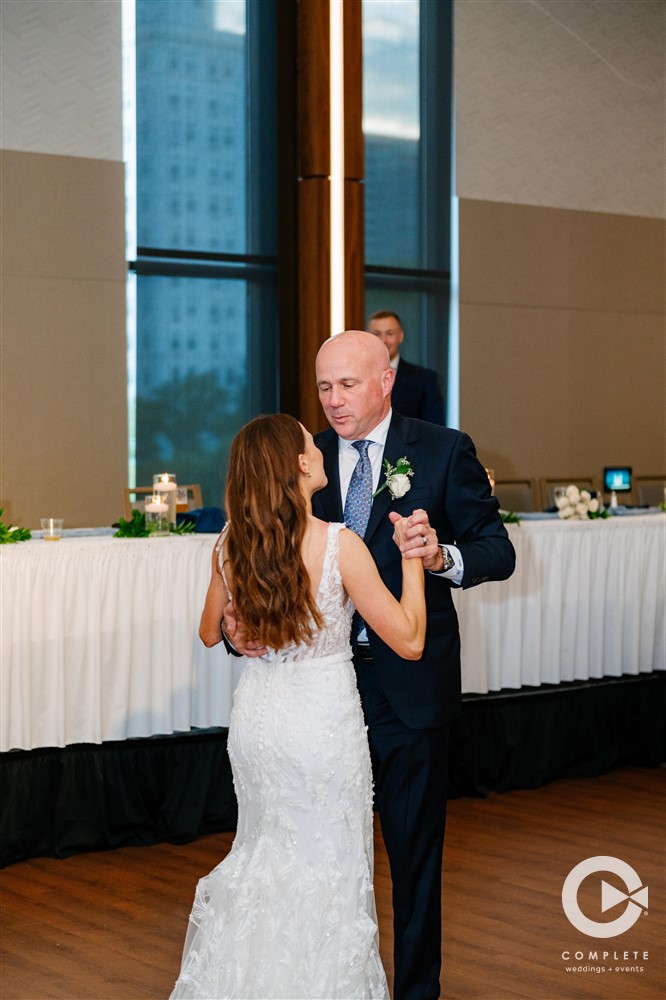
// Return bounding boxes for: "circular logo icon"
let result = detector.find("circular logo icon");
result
[562,856,648,938]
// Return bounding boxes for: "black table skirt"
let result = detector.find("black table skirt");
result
[2,672,664,867]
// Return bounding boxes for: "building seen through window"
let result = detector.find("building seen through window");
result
[126,0,451,503]
[128,0,276,507]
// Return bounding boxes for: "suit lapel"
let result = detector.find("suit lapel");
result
[318,414,418,540]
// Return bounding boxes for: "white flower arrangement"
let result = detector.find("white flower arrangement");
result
[556,485,607,520]
[373,457,414,500]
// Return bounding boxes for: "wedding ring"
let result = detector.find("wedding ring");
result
[422,534,427,546]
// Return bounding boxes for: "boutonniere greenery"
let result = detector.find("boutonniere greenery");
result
[372,457,414,500]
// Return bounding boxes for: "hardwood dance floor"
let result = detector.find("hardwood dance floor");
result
[1,766,664,1000]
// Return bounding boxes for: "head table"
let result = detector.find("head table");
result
[453,512,664,693]
[1,514,664,752]
[1,534,242,753]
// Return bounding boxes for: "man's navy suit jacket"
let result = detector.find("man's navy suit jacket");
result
[392,358,445,425]
[313,411,515,729]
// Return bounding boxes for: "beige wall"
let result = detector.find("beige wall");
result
[0,0,126,529]
[455,0,665,218]
[0,0,122,162]
[0,151,127,527]
[454,0,665,492]
[458,199,665,486]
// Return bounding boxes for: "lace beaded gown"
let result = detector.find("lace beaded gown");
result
[170,523,388,1000]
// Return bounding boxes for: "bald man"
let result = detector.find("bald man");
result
[313,331,515,1000]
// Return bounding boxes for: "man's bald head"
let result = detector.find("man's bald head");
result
[317,330,391,369]
[315,331,394,440]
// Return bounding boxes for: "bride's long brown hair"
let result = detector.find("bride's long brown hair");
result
[224,414,324,649]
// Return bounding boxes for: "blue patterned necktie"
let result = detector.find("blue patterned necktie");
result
[344,440,373,643]
[344,440,373,538]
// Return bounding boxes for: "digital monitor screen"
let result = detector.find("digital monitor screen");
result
[604,467,632,492]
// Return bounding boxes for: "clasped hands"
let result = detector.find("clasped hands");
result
[388,507,443,570]
[223,508,442,658]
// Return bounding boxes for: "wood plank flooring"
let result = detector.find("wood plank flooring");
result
[1,766,664,1000]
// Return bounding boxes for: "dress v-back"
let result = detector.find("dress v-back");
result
[170,523,388,999]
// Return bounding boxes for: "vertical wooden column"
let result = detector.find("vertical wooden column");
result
[283,0,364,432]
[297,0,331,432]
[343,0,364,332]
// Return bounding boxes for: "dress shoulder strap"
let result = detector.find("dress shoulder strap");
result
[328,522,346,544]
[325,522,346,579]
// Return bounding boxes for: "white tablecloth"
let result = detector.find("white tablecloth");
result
[2,516,664,751]
[1,535,240,752]
[453,513,665,693]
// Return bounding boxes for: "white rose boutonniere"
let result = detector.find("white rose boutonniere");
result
[373,457,414,500]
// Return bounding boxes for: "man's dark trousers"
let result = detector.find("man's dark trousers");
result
[355,649,449,1000]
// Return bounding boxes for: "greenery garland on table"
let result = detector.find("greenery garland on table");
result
[500,511,521,524]
[114,510,195,538]
[0,508,31,543]
[114,510,150,537]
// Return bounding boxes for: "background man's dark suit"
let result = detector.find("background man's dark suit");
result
[391,358,445,425]
[313,410,515,999]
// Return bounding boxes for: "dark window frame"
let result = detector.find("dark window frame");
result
[363,0,452,388]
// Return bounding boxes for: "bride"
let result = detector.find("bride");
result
[170,413,425,1000]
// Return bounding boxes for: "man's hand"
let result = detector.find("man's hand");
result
[388,508,445,572]
[222,599,267,657]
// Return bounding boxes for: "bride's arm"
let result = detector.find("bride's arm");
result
[201,538,269,656]
[199,545,228,647]
[338,521,426,660]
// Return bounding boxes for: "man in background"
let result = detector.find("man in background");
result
[368,309,445,424]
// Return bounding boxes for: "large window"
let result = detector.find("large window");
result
[125,0,454,494]
[126,0,277,507]
[363,0,452,394]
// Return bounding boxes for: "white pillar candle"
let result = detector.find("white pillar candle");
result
[145,501,168,513]
[153,475,177,526]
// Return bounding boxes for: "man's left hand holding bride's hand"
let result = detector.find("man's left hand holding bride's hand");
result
[389,508,447,572]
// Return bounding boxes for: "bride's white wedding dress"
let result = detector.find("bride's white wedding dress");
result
[170,523,388,999]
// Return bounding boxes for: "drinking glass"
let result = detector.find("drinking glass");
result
[41,518,64,541]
